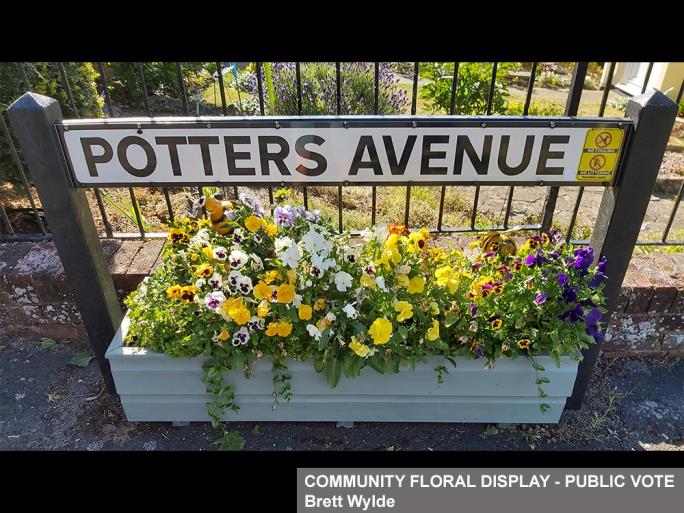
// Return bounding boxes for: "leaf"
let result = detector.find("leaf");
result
[484,425,499,437]
[313,356,326,373]
[539,403,551,413]
[251,424,261,436]
[368,356,385,374]
[549,350,561,368]
[535,377,550,384]
[40,338,58,350]
[326,357,342,388]
[386,357,399,374]
[342,352,357,378]
[531,362,545,372]
[318,330,331,351]
[69,353,93,368]
[214,430,245,451]
[444,315,459,328]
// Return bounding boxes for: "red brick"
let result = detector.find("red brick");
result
[622,272,653,313]
[108,240,144,291]
[605,313,662,350]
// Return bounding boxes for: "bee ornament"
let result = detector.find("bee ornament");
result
[477,231,517,256]
[199,192,234,235]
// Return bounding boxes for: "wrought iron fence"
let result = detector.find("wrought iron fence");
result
[1,61,683,246]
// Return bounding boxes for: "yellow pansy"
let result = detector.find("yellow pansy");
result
[407,228,430,252]
[395,273,410,289]
[313,298,327,311]
[256,300,270,318]
[426,320,439,341]
[430,301,440,315]
[435,266,460,294]
[316,317,332,330]
[166,285,182,299]
[286,269,297,285]
[167,227,189,243]
[349,339,371,357]
[202,246,213,259]
[379,247,401,270]
[407,275,426,294]
[216,329,229,341]
[222,297,250,325]
[261,270,281,285]
[368,317,393,345]
[194,263,213,277]
[384,233,402,250]
[265,322,279,337]
[245,215,264,233]
[179,285,199,302]
[394,301,413,322]
[253,281,273,301]
[277,321,293,337]
[298,304,313,321]
[276,283,296,303]
[265,223,278,237]
[360,274,376,289]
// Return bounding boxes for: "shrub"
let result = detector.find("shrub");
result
[243,62,408,115]
[506,99,564,116]
[535,70,572,89]
[419,62,512,115]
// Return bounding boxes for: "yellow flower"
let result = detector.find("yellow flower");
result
[426,320,439,341]
[276,283,295,304]
[179,285,198,302]
[277,321,293,337]
[313,298,327,311]
[194,263,213,277]
[202,246,213,259]
[360,274,376,289]
[261,270,281,285]
[298,304,313,321]
[245,215,264,233]
[407,275,426,294]
[349,339,371,357]
[379,247,401,270]
[395,273,410,289]
[265,223,278,237]
[407,228,430,252]
[429,301,440,315]
[222,297,250,325]
[384,233,402,250]
[253,281,273,301]
[256,300,270,318]
[490,318,502,330]
[369,317,393,345]
[394,301,414,322]
[316,317,331,330]
[216,329,229,341]
[168,227,189,243]
[435,266,460,293]
[517,338,531,349]
[286,269,297,285]
[166,285,182,299]
[265,322,279,337]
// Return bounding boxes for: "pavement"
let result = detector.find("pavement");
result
[0,338,682,451]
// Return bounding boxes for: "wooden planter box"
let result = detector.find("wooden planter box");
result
[106,314,579,424]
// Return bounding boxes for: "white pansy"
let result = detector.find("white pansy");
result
[274,236,293,253]
[293,294,303,308]
[228,270,243,288]
[204,291,226,310]
[342,304,358,319]
[360,227,374,240]
[280,244,301,269]
[311,252,335,272]
[301,228,327,254]
[229,249,249,269]
[334,271,353,292]
[190,229,210,246]
[373,224,389,241]
[249,254,263,272]
[395,264,411,275]
[212,246,228,261]
[236,275,253,295]
[306,324,322,341]
[375,276,387,290]
[326,311,336,322]
[194,278,206,289]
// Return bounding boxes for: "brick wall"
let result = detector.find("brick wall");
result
[1,241,683,354]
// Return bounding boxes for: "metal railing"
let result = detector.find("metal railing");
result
[1,62,682,246]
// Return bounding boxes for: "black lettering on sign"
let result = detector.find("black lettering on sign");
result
[454,135,492,175]
[420,135,449,175]
[498,135,534,176]
[224,136,255,176]
[118,136,157,178]
[80,137,113,177]
[188,136,220,176]
[258,136,291,176]
[383,135,417,175]
[348,136,382,176]
[295,135,326,176]
[155,136,187,176]
[537,135,569,175]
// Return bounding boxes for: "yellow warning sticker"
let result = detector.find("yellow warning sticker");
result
[577,128,624,182]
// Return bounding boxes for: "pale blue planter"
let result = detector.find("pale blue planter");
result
[106,314,579,424]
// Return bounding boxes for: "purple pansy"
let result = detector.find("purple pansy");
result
[274,205,296,227]
[469,303,478,316]
[559,303,584,323]
[534,293,549,305]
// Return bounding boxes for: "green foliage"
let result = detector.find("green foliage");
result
[69,353,93,367]
[419,62,513,115]
[506,100,564,116]
[214,430,246,451]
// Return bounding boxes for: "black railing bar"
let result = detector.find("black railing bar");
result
[661,179,683,242]
[175,62,189,116]
[404,185,412,226]
[336,62,342,114]
[337,185,343,233]
[598,62,616,117]
[233,186,239,200]
[677,78,684,104]
[0,111,47,234]
[197,186,204,198]
[486,62,498,115]
[162,188,174,222]
[295,62,308,209]
[18,62,30,91]
[303,187,309,210]
[449,62,460,115]
[637,240,684,247]
[523,62,538,116]
[437,185,446,232]
[216,62,228,116]
[92,188,113,238]
[641,62,654,94]
[128,187,145,237]
[0,199,15,235]
[566,186,585,243]
[373,62,380,114]
[137,63,151,116]
[411,62,419,115]
[256,62,266,115]
[470,185,480,230]
[96,62,113,118]
[57,62,78,117]
[503,185,515,229]
[371,187,377,226]
[109,232,167,240]
[541,62,588,232]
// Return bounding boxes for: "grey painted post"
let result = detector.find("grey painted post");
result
[566,90,678,409]
[8,93,122,393]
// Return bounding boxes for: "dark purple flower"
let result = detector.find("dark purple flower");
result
[562,284,578,303]
[549,251,560,259]
[469,303,478,316]
[473,346,485,359]
[534,293,549,305]
[557,273,568,286]
[597,255,607,273]
[525,253,537,267]
[586,308,602,325]
[525,251,548,268]
[586,323,604,342]
[573,247,595,276]
[559,303,584,323]
[588,271,607,288]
